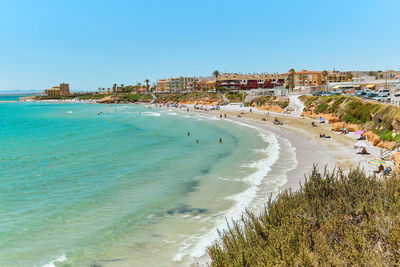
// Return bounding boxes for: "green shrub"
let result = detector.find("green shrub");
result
[315,103,329,114]
[225,92,246,102]
[208,167,400,266]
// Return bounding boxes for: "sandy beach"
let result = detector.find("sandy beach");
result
[144,99,392,266]
[177,102,387,188]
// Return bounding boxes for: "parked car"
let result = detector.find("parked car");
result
[365,92,378,99]
[312,91,321,96]
[320,91,330,96]
[373,95,390,102]
[353,90,366,97]
[376,89,390,96]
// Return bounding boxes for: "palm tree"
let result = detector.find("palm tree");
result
[346,73,353,81]
[322,70,328,91]
[112,83,117,93]
[145,79,150,92]
[212,70,220,91]
[98,87,101,94]
[288,68,296,91]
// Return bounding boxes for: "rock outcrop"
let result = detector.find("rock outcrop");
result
[331,122,359,132]
[392,152,400,173]
[98,95,121,103]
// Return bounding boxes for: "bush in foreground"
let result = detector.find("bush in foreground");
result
[208,167,400,266]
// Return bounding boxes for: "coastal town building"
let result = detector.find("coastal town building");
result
[156,79,171,92]
[216,73,285,90]
[188,76,215,91]
[156,77,195,92]
[154,69,400,93]
[282,70,323,89]
[327,71,352,83]
[376,70,399,80]
[170,77,195,92]
[45,83,70,96]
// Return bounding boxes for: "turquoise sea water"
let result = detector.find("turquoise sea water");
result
[0,95,29,101]
[0,100,295,266]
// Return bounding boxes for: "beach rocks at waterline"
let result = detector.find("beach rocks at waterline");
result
[364,131,397,150]
[331,122,360,132]
[365,131,381,146]
[300,111,339,123]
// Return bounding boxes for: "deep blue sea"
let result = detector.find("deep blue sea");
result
[0,99,294,266]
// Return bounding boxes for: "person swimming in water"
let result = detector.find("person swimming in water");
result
[219,138,222,144]
[196,139,199,144]
[187,132,190,136]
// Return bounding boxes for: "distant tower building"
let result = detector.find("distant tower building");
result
[45,83,70,96]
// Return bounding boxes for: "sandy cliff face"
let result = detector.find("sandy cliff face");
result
[257,105,284,113]
[98,95,120,103]
[248,96,289,113]
[300,96,400,152]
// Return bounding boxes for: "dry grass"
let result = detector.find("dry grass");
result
[208,167,400,266]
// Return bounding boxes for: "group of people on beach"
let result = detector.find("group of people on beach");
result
[375,164,392,175]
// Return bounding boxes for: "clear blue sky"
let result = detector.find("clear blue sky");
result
[0,0,399,91]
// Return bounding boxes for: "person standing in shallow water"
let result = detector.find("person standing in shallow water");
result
[196,139,199,144]
[219,138,222,144]
[187,132,190,136]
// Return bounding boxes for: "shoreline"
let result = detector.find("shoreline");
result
[160,102,384,265]
[14,98,385,266]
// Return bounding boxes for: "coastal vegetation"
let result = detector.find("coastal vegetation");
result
[300,95,400,135]
[246,96,289,112]
[224,92,246,103]
[208,167,400,266]
[155,92,223,104]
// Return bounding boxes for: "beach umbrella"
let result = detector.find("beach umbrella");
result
[354,130,366,135]
[369,159,388,166]
[354,140,371,148]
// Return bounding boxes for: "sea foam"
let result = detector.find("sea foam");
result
[174,119,286,262]
[41,254,66,267]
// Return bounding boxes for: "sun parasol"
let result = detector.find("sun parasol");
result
[369,159,388,166]
[354,140,371,148]
[354,130,365,135]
